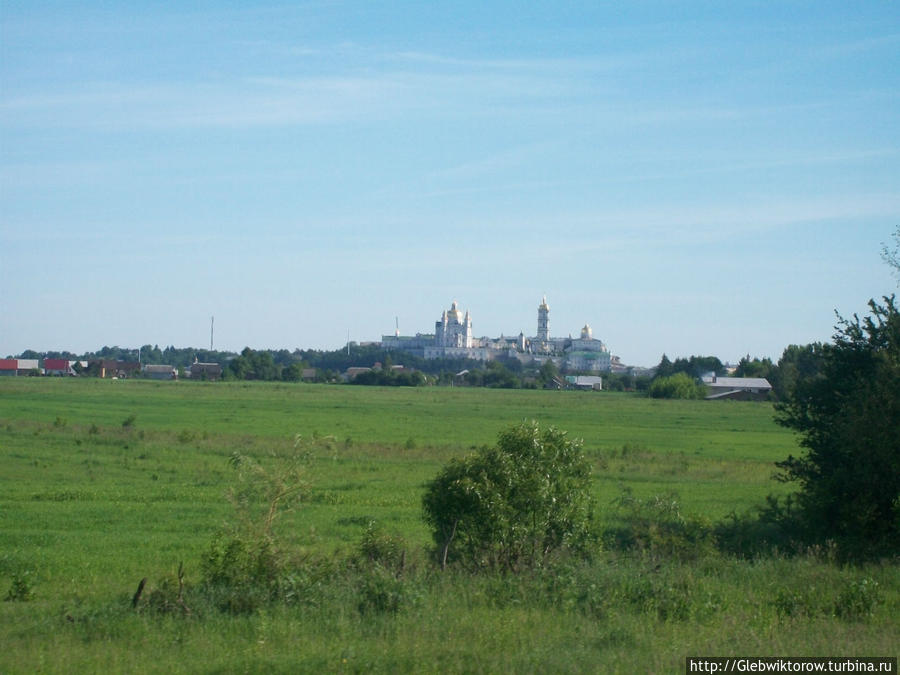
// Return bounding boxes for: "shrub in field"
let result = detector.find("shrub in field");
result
[772,576,882,621]
[833,577,881,620]
[355,565,408,615]
[358,521,406,569]
[198,442,312,613]
[4,571,34,602]
[422,420,595,571]
[200,535,282,613]
[604,490,716,561]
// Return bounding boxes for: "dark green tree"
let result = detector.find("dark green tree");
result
[774,296,900,559]
[281,362,303,382]
[770,343,825,401]
[734,355,774,379]
[537,359,559,387]
[482,360,520,389]
[656,354,674,377]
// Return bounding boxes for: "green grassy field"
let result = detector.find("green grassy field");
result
[1,378,896,673]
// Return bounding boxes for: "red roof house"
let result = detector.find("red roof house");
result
[44,358,71,375]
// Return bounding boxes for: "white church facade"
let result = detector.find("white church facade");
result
[382,297,612,373]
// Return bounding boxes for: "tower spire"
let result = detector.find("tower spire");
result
[537,295,550,342]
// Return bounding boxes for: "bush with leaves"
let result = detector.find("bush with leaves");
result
[775,296,900,560]
[422,421,595,571]
[647,372,706,399]
[199,439,314,612]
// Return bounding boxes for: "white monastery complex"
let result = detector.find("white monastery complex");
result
[382,297,614,373]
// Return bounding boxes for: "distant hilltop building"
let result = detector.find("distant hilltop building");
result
[537,296,550,342]
[382,297,613,373]
[434,301,473,349]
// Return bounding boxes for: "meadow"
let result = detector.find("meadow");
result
[1,378,896,673]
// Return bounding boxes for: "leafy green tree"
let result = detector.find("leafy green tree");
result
[281,362,303,382]
[734,355,774,379]
[537,359,559,386]
[482,360,520,388]
[775,296,900,559]
[770,343,825,401]
[647,372,706,399]
[226,348,252,380]
[227,347,280,381]
[422,421,595,571]
[139,344,164,364]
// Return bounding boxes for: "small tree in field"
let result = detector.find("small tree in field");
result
[775,296,900,559]
[422,421,595,571]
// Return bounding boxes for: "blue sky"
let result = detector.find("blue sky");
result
[2,2,898,366]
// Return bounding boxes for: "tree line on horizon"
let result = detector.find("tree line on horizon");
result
[12,340,825,398]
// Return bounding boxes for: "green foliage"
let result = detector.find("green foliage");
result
[350,368,427,387]
[537,359,559,387]
[834,577,882,620]
[227,347,281,381]
[121,414,136,428]
[225,440,314,538]
[357,521,406,568]
[1,382,899,671]
[648,372,706,399]
[198,441,314,613]
[713,495,807,559]
[280,362,304,382]
[770,343,825,401]
[355,565,408,615]
[775,296,900,559]
[481,360,521,388]
[733,355,775,379]
[200,535,282,613]
[772,576,882,621]
[422,421,595,571]
[604,491,716,561]
[655,354,723,379]
[4,571,34,601]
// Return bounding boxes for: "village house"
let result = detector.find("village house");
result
[143,364,177,380]
[188,361,223,381]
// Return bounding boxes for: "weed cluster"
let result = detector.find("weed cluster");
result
[4,571,34,602]
[603,489,716,561]
[773,576,882,620]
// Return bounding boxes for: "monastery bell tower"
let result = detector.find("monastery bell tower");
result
[537,296,550,342]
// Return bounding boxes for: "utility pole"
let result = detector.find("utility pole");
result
[210,316,214,352]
